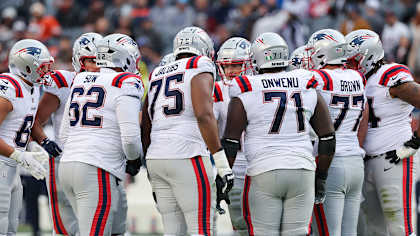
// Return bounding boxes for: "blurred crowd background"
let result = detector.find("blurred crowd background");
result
[1,0,420,79]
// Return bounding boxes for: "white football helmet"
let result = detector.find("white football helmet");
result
[8,39,54,85]
[306,29,347,69]
[345,29,384,75]
[159,53,175,66]
[251,32,288,71]
[72,32,103,72]
[289,45,310,70]
[216,37,253,83]
[173,26,214,60]
[96,33,141,74]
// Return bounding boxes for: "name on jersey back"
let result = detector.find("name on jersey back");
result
[154,63,179,76]
[340,80,362,92]
[262,77,299,88]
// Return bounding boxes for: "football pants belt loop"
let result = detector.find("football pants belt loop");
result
[364,150,396,161]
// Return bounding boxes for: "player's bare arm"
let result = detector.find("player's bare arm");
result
[191,72,222,154]
[0,97,14,157]
[31,92,60,143]
[357,102,369,147]
[141,95,151,155]
[223,97,246,167]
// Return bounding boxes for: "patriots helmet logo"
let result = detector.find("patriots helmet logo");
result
[79,37,91,46]
[313,33,338,42]
[16,47,42,58]
[349,35,375,47]
[291,57,301,66]
[117,36,137,46]
[0,85,8,94]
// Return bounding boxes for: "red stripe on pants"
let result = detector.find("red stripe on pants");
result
[314,204,329,236]
[242,175,254,236]
[49,158,68,235]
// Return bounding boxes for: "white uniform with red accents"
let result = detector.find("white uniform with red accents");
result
[60,69,144,180]
[44,70,75,148]
[361,63,416,236]
[230,69,318,176]
[0,73,40,235]
[310,68,366,236]
[231,69,318,236]
[147,55,216,160]
[146,56,217,235]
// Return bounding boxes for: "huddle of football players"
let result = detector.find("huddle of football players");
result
[0,21,419,236]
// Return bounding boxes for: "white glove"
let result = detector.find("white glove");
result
[213,149,234,193]
[10,149,48,180]
[27,141,50,168]
[396,146,417,160]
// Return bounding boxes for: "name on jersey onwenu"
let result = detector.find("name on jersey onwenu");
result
[261,77,299,88]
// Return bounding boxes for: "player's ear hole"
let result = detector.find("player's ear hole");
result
[126,58,131,65]
[26,66,31,73]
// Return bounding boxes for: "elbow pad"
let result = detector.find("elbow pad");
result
[221,138,241,158]
[318,133,336,156]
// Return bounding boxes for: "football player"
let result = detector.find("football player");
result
[0,39,52,236]
[59,33,144,236]
[214,37,252,235]
[141,26,233,236]
[306,29,367,236]
[223,32,335,236]
[30,32,102,236]
[346,29,420,236]
[288,45,310,70]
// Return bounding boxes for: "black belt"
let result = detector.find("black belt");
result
[364,150,396,161]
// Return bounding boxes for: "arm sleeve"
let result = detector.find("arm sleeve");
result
[114,77,144,160]
[59,96,71,145]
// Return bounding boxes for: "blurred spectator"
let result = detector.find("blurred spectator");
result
[228,3,258,39]
[280,12,308,52]
[26,2,61,43]
[105,0,132,28]
[54,0,84,28]
[209,0,233,28]
[194,0,210,30]
[0,7,17,43]
[408,3,420,78]
[382,9,410,63]
[339,4,371,35]
[363,0,384,35]
[131,0,150,26]
[85,0,105,26]
[251,9,289,41]
[93,17,111,36]
[115,15,133,36]
[282,0,309,20]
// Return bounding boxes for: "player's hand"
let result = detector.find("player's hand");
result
[126,158,142,176]
[386,132,420,164]
[41,138,62,157]
[315,172,327,204]
[215,174,233,215]
[10,149,48,180]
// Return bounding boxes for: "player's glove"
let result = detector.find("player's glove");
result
[41,138,62,157]
[126,158,142,176]
[10,149,48,180]
[315,171,328,204]
[386,132,420,164]
[213,149,234,192]
[215,174,231,215]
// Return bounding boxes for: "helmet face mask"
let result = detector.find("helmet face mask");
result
[96,33,141,74]
[8,39,54,85]
[306,29,347,69]
[345,29,384,75]
[251,32,289,72]
[216,37,253,84]
[72,32,103,72]
[173,26,214,60]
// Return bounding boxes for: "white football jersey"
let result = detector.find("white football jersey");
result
[364,63,414,155]
[230,69,318,176]
[213,81,247,179]
[60,68,144,180]
[0,73,40,166]
[146,56,216,159]
[43,70,75,148]
[312,68,366,158]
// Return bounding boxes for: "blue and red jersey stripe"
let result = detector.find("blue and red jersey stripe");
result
[112,72,142,88]
[235,75,252,93]
[50,71,68,88]
[379,65,411,86]
[306,76,319,89]
[213,83,223,102]
[312,70,333,91]
[0,75,23,97]
[186,56,202,69]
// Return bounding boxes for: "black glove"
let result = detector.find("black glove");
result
[41,138,62,157]
[125,158,142,176]
[386,132,420,164]
[215,174,233,215]
[315,172,327,204]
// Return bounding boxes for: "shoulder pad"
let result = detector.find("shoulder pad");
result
[50,70,70,88]
[213,81,224,102]
[311,69,333,91]
[112,72,143,88]
[379,64,412,87]
[0,75,23,98]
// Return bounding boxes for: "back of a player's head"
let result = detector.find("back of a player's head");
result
[251,32,288,74]
[96,33,141,73]
[72,32,103,72]
[173,26,214,61]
